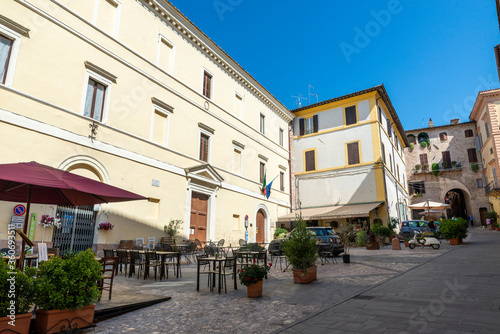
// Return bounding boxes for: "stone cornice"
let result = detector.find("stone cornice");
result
[140,0,293,122]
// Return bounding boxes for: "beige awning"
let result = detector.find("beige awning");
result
[278,202,383,222]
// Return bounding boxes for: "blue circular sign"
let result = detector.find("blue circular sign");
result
[14,204,26,216]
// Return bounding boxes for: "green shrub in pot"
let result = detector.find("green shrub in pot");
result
[0,259,35,317]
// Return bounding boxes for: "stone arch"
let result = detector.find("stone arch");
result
[58,155,110,183]
[441,179,472,219]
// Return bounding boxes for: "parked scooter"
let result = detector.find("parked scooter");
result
[409,231,440,249]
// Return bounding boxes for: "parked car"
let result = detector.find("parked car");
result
[399,220,441,238]
[306,227,344,256]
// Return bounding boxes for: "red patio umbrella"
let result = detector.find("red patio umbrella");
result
[0,161,147,269]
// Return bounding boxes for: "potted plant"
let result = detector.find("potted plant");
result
[451,161,457,168]
[404,238,410,247]
[423,163,429,171]
[34,249,102,334]
[494,223,500,231]
[0,260,35,334]
[415,164,421,172]
[237,260,271,297]
[98,222,114,231]
[339,222,355,263]
[281,218,318,284]
[442,161,448,169]
[274,227,288,239]
[439,219,467,245]
[355,230,368,247]
[163,219,182,245]
[471,162,479,173]
[432,163,440,176]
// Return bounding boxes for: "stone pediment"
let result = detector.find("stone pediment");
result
[185,164,223,186]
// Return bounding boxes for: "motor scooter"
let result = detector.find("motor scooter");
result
[408,231,440,249]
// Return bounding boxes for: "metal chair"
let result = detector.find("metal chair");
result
[116,249,130,275]
[183,242,198,265]
[196,254,217,291]
[317,243,337,265]
[144,250,161,280]
[268,240,287,271]
[98,256,118,300]
[128,250,145,278]
[221,256,237,293]
[193,239,203,253]
[238,239,246,247]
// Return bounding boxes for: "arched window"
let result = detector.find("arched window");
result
[439,132,447,141]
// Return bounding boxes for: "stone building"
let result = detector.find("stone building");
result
[405,119,489,224]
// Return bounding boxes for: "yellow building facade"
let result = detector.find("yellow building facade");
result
[0,0,293,251]
[279,86,409,230]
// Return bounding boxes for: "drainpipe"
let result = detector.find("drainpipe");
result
[288,121,293,213]
[389,121,402,226]
[376,98,391,226]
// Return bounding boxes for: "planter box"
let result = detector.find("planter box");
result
[35,304,95,334]
[404,241,409,247]
[246,279,263,298]
[0,312,32,334]
[366,241,379,250]
[449,238,459,245]
[292,265,317,284]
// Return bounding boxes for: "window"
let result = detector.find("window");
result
[199,133,210,162]
[158,35,174,74]
[491,147,494,155]
[397,164,400,182]
[305,150,316,172]
[442,151,451,169]
[386,119,392,138]
[345,106,357,126]
[439,132,447,141]
[479,133,483,148]
[82,62,116,123]
[389,154,393,172]
[150,98,173,147]
[377,106,382,123]
[347,142,360,165]
[467,148,478,163]
[381,143,386,164]
[83,78,107,121]
[203,71,212,98]
[260,113,265,134]
[419,154,428,166]
[465,129,473,137]
[259,162,266,183]
[235,93,243,117]
[299,115,318,135]
[0,34,13,84]
[279,128,284,146]
[477,179,483,188]
[407,135,416,144]
[233,148,242,174]
[485,121,490,138]
[409,181,426,195]
[280,171,285,191]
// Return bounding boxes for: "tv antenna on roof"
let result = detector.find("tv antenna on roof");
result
[308,84,318,105]
[291,93,307,107]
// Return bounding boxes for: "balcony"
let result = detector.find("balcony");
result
[485,180,500,197]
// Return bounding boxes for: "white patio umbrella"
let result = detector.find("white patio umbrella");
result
[409,201,451,220]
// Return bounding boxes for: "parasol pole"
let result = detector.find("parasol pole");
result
[427,200,430,221]
[18,185,32,271]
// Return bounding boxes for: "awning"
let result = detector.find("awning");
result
[278,202,383,222]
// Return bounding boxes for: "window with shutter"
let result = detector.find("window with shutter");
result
[410,181,425,194]
[378,106,382,123]
[485,121,490,138]
[299,118,305,136]
[203,71,212,98]
[199,133,210,162]
[305,150,316,171]
[313,114,318,133]
[347,142,360,165]
[280,172,285,191]
[259,162,265,183]
[345,106,357,126]
[0,34,14,85]
[387,119,392,137]
[389,154,393,172]
[407,135,416,144]
[419,154,428,166]
[464,129,473,137]
[442,151,451,168]
[467,148,478,163]
[381,143,386,164]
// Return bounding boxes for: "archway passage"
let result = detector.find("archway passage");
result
[445,189,467,219]
[256,209,265,243]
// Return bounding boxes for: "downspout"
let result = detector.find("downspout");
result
[288,121,293,213]
[389,122,402,225]
[376,98,391,226]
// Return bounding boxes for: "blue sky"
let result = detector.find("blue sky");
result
[169,0,499,130]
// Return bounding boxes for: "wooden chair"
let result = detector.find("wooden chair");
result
[98,256,118,300]
[116,249,130,275]
[128,250,144,279]
[144,250,161,280]
[118,240,134,250]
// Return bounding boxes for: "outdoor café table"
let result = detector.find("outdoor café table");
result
[234,250,268,279]
[196,256,237,294]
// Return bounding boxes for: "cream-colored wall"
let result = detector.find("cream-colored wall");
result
[0,0,292,248]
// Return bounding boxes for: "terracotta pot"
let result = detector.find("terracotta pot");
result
[246,279,263,298]
[292,265,317,284]
[449,238,459,245]
[495,227,500,231]
[459,238,463,244]
[0,312,32,334]
[404,240,409,247]
[35,304,95,334]
[366,241,379,250]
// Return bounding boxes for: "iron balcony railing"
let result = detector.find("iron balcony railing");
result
[485,180,500,196]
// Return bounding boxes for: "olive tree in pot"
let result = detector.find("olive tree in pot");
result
[0,259,36,334]
[281,218,318,284]
[163,219,182,245]
[34,249,102,334]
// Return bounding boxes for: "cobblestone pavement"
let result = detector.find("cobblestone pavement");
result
[94,242,451,334]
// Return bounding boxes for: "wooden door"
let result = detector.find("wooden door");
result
[479,208,488,226]
[190,192,209,241]
[256,209,265,243]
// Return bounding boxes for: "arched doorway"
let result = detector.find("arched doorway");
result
[256,209,266,243]
[445,189,467,219]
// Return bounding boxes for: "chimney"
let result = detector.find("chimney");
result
[450,119,460,125]
[428,118,434,127]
